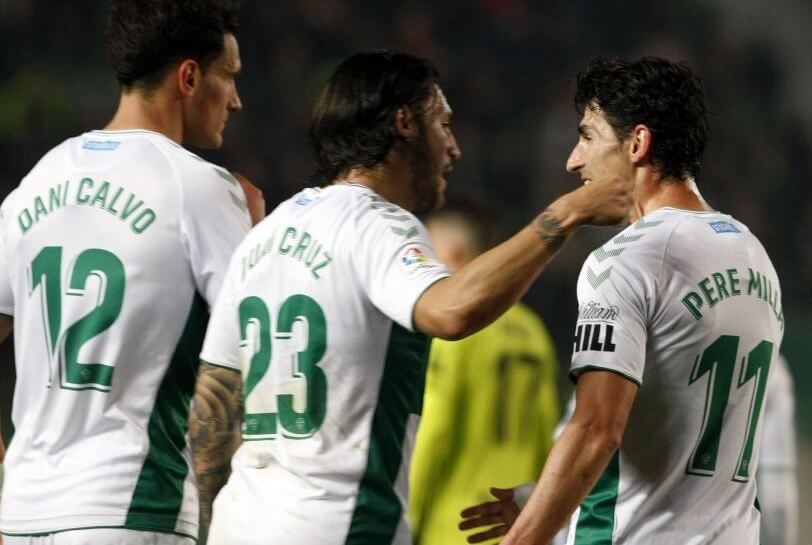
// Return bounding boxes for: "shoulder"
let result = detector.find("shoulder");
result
[353,187,424,235]
[20,136,78,181]
[580,211,685,284]
[322,185,430,245]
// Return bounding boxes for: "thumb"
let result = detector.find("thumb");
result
[491,487,514,501]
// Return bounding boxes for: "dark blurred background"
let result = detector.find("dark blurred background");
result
[0,0,809,535]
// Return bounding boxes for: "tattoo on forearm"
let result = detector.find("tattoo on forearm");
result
[190,363,243,542]
[535,209,566,254]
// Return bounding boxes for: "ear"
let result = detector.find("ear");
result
[176,59,201,98]
[629,124,652,165]
[394,104,419,142]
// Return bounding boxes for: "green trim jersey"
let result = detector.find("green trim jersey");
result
[566,208,783,545]
[0,130,251,538]
[200,184,451,545]
[410,303,559,545]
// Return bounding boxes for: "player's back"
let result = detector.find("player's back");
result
[569,208,783,545]
[411,303,559,545]
[0,129,250,538]
[202,184,450,545]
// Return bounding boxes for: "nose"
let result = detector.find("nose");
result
[229,86,243,113]
[566,144,583,173]
[448,132,462,161]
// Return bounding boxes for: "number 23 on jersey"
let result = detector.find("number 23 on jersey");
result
[239,294,328,441]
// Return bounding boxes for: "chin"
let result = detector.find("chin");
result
[434,190,446,210]
[187,132,223,150]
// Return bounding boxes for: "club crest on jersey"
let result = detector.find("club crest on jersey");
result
[399,245,438,275]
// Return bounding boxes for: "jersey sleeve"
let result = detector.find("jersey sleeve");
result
[178,161,251,307]
[569,230,661,385]
[199,251,243,371]
[0,194,15,316]
[354,200,450,331]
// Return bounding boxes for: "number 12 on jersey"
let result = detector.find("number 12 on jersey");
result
[30,246,126,392]
[239,294,328,441]
[687,335,773,482]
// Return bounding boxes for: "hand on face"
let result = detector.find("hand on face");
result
[568,169,635,226]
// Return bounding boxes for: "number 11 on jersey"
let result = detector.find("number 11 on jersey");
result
[687,335,773,482]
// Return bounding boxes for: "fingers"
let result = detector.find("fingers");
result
[459,513,509,530]
[578,174,634,226]
[466,524,509,543]
[490,487,514,500]
[232,171,266,225]
[460,500,505,518]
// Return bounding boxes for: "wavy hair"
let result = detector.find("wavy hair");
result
[575,57,710,179]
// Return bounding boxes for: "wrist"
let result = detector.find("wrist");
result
[534,202,578,255]
[546,193,588,234]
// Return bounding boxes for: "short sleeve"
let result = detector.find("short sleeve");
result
[178,163,251,307]
[0,196,15,316]
[569,236,658,386]
[199,252,242,371]
[354,201,450,331]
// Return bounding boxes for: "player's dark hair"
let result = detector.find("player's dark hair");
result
[575,57,710,179]
[310,50,440,183]
[427,198,499,256]
[106,0,240,90]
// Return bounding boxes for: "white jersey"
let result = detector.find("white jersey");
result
[566,208,783,545]
[0,130,251,539]
[756,355,798,545]
[200,184,450,545]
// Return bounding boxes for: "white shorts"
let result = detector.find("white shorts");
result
[2,528,195,545]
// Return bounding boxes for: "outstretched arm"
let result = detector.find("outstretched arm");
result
[414,175,633,340]
[189,362,243,543]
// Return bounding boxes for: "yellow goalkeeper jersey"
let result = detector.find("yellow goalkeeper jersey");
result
[409,303,559,545]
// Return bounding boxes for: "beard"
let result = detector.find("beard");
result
[408,129,444,214]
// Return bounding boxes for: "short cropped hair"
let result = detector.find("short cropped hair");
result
[106,0,240,90]
[575,57,710,180]
[309,51,440,183]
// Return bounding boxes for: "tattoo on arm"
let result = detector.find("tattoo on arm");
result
[190,362,243,543]
[535,209,567,254]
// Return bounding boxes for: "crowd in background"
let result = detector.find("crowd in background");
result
[0,0,808,479]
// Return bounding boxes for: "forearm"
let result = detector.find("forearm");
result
[502,420,619,545]
[416,204,583,339]
[189,363,243,542]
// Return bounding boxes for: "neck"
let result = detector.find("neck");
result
[632,169,712,220]
[334,146,417,211]
[105,86,184,145]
